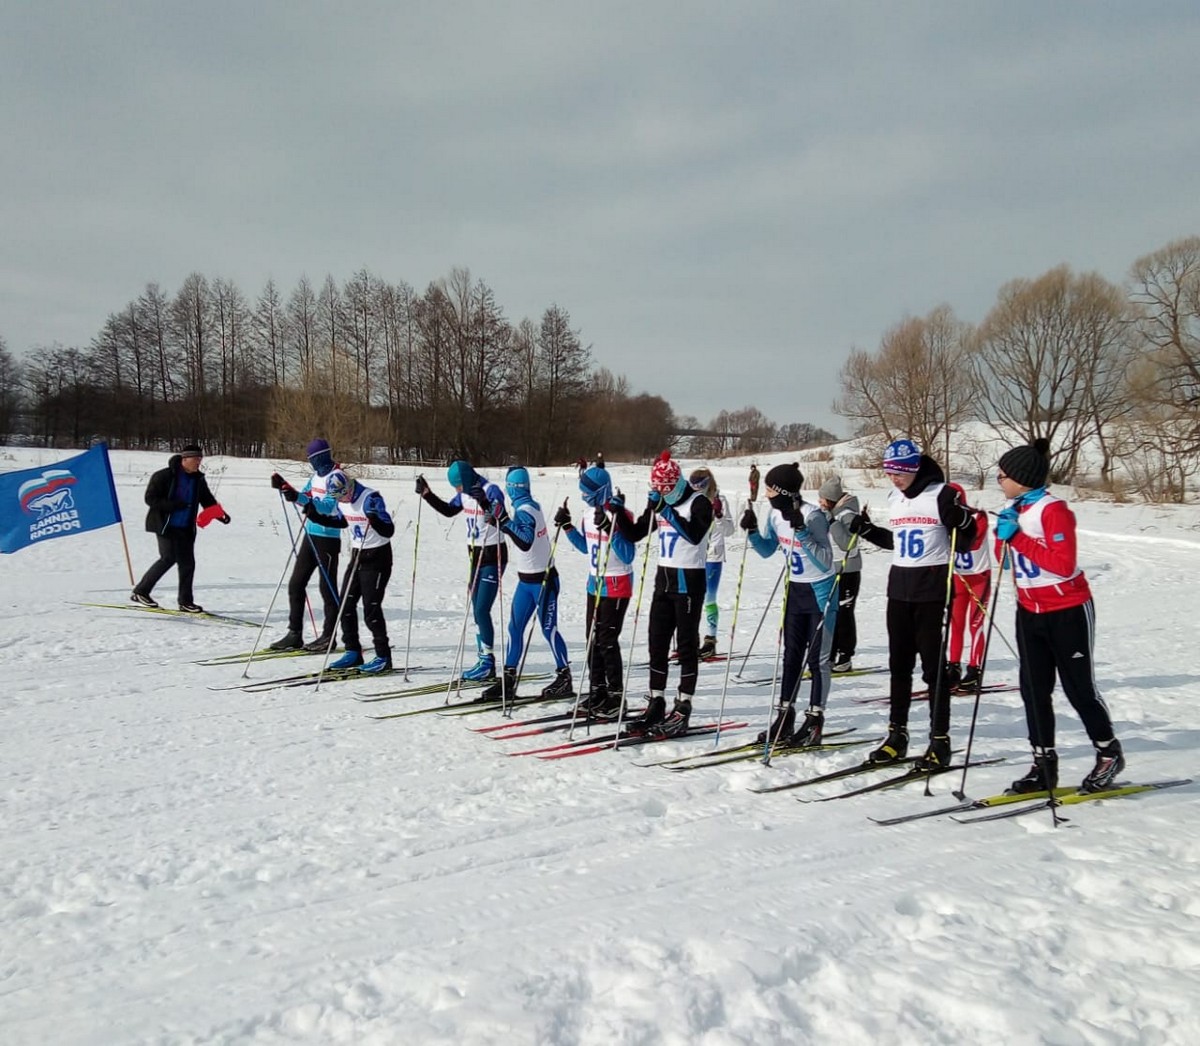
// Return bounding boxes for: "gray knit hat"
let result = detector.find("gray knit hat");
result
[818,476,844,503]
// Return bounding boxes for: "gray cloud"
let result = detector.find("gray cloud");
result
[2,2,1198,434]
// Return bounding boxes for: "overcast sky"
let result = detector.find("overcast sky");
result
[2,3,1198,435]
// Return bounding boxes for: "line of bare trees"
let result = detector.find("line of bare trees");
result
[834,235,1200,501]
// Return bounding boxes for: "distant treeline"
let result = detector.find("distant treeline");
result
[0,267,832,466]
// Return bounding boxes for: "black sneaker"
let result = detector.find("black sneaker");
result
[914,734,952,771]
[1080,740,1125,793]
[303,634,337,653]
[757,703,796,746]
[540,667,575,698]
[1008,749,1059,794]
[579,688,623,720]
[790,708,825,747]
[130,591,159,608]
[624,693,666,734]
[177,602,205,614]
[868,724,909,764]
[653,698,692,738]
[697,636,718,660]
[481,667,519,701]
[957,666,982,692]
[269,631,305,651]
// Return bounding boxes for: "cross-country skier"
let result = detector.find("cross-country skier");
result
[556,465,637,718]
[848,439,977,770]
[268,438,343,652]
[740,463,836,746]
[613,451,713,737]
[819,476,863,673]
[945,482,991,692]
[415,460,507,681]
[688,467,735,660]
[480,466,573,701]
[302,470,395,674]
[995,439,1125,794]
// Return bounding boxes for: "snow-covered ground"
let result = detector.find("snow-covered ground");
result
[2,446,1198,1045]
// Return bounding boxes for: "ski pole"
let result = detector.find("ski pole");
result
[496,536,509,714]
[712,534,750,746]
[568,514,614,740]
[953,548,1009,800]
[243,503,309,679]
[736,560,786,679]
[402,496,421,681]
[278,496,318,638]
[313,524,371,691]
[512,508,566,711]
[447,536,487,702]
[612,519,654,742]
[921,525,959,796]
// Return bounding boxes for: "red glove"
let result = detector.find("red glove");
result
[198,503,228,528]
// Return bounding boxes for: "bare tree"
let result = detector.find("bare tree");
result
[972,266,1128,481]
[0,334,21,440]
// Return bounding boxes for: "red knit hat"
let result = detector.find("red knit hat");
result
[649,450,681,493]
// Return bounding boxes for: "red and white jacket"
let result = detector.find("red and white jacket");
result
[996,494,1092,613]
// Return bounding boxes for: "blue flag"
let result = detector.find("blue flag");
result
[0,444,123,554]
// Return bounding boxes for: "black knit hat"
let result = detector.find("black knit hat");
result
[764,462,804,495]
[998,439,1050,489]
[178,443,204,458]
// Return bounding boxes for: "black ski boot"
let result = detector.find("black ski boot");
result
[914,734,952,771]
[957,665,982,692]
[481,666,518,701]
[942,662,962,692]
[269,631,305,651]
[540,667,574,698]
[697,636,718,660]
[1080,740,1125,793]
[654,697,692,738]
[624,692,666,734]
[790,707,825,747]
[303,633,337,653]
[868,723,909,765]
[1008,748,1059,794]
[757,703,795,746]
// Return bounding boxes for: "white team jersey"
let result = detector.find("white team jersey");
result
[706,494,735,563]
[582,517,633,579]
[656,496,709,570]
[770,502,835,584]
[339,484,390,550]
[509,503,551,574]
[887,483,951,568]
[462,498,503,547]
[1009,494,1082,591]
[954,515,992,577]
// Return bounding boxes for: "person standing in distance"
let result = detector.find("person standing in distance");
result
[748,463,760,502]
[268,438,343,652]
[818,476,862,673]
[995,439,1125,794]
[131,443,230,612]
[688,467,734,660]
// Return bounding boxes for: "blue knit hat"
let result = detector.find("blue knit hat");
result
[447,460,478,489]
[883,439,921,474]
[579,466,612,508]
[506,466,534,507]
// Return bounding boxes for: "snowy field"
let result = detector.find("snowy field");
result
[2,445,1199,1046]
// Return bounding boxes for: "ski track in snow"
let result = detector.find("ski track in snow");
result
[2,449,1199,1045]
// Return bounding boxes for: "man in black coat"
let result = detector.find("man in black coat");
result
[131,443,230,612]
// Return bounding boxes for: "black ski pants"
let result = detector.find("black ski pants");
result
[1015,599,1114,749]
[887,597,953,736]
[287,533,341,637]
[340,544,392,660]
[780,581,826,710]
[831,569,861,663]
[136,527,197,605]
[585,594,630,695]
[647,568,706,698]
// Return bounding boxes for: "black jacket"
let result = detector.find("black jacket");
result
[143,455,218,535]
[858,456,977,603]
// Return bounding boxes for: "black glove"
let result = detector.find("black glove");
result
[219,512,231,525]
[594,505,612,533]
[554,504,572,528]
[415,474,429,496]
[281,485,299,502]
[848,507,871,535]
[302,501,319,520]
[609,489,625,513]
[270,472,285,490]
[467,483,489,506]
[740,506,758,532]
[494,503,511,528]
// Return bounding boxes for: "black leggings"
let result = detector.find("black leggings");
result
[585,595,630,694]
[647,569,706,697]
[886,598,953,735]
[288,533,341,636]
[341,545,393,659]
[136,528,197,604]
